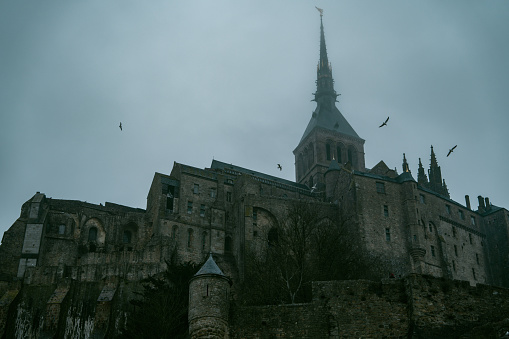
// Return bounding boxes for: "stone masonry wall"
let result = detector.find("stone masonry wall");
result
[230,275,509,338]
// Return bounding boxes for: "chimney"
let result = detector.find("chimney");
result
[465,195,471,210]
[485,197,490,211]
[478,195,485,213]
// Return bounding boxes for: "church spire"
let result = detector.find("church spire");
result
[314,12,338,103]
[417,158,429,186]
[402,153,410,173]
[427,145,450,198]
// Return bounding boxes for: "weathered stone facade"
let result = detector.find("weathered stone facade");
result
[1,14,509,339]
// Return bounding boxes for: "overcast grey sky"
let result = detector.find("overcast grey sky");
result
[1,1,508,238]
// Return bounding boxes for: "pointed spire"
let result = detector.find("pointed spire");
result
[417,158,429,186]
[430,145,439,169]
[427,146,450,198]
[402,153,410,173]
[442,179,449,196]
[314,13,338,103]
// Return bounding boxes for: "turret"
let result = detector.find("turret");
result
[188,254,232,339]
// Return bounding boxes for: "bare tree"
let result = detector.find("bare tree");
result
[242,200,382,305]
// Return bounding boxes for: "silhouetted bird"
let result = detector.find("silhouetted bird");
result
[119,122,122,131]
[379,117,389,128]
[277,164,282,171]
[447,145,457,157]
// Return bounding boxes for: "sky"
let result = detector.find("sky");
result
[1,1,508,238]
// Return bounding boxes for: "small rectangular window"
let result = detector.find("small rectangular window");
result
[420,194,426,204]
[193,184,199,194]
[210,188,217,198]
[200,204,206,217]
[452,226,456,237]
[187,201,193,214]
[431,245,436,257]
[470,216,476,226]
[469,233,473,244]
[428,223,433,232]
[472,268,476,280]
[476,253,480,265]
[385,228,391,241]
[454,245,458,256]
[452,260,456,272]
[459,210,464,220]
[446,205,451,214]
[253,209,258,224]
[376,182,385,194]
[226,191,232,202]
[383,205,389,217]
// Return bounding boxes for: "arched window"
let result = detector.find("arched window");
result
[123,230,132,244]
[225,236,232,253]
[88,227,97,242]
[347,146,357,168]
[187,229,194,248]
[336,146,342,163]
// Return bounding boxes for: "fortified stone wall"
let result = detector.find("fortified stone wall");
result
[229,275,509,338]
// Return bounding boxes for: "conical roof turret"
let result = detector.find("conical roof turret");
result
[194,253,226,277]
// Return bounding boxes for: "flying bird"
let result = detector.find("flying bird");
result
[379,117,389,128]
[119,122,122,131]
[277,164,282,171]
[447,145,457,157]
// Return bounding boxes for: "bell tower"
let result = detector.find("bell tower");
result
[294,10,365,188]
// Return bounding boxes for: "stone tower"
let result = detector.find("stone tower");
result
[294,12,365,189]
[188,254,232,339]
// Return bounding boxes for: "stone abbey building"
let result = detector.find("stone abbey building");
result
[1,14,509,339]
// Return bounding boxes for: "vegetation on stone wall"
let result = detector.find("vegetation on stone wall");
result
[118,255,200,339]
[242,201,385,305]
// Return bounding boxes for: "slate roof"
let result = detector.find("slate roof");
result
[195,254,226,277]
[299,104,362,144]
[210,160,309,191]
